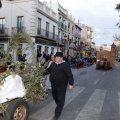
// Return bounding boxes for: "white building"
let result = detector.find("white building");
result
[0,0,59,62]
[48,2,68,55]
[67,14,76,57]
[74,23,82,57]
[96,44,111,52]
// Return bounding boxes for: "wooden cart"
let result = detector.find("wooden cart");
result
[96,43,116,69]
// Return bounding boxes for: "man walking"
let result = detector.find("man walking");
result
[47,52,74,120]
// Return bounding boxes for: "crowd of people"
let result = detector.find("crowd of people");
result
[63,56,96,69]
[37,51,96,69]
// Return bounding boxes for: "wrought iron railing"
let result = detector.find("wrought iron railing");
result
[11,27,26,34]
[37,28,58,41]
[0,28,9,35]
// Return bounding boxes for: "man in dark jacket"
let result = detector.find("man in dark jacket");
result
[47,52,74,120]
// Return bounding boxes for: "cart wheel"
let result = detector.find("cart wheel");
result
[4,99,29,120]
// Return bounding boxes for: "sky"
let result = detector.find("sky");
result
[42,0,120,45]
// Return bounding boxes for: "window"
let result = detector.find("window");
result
[45,46,49,55]
[46,22,49,37]
[17,16,24,32]
[58,31,61,39]
[51,47,54,55]
[38,18,41,34]
[68,23,70,29]
[17,44,22,61]
[37,45,42,54]
[72,26,74,33]
[0,18,5,29]
[0,44,4,49]
[53,26,55,39]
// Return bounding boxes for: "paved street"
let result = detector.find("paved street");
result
[29,62,120,120]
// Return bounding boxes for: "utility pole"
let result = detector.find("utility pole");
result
[0,0,2,8]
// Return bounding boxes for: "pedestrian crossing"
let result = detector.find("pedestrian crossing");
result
[75,89,106,120]
[30,86,85,120]
[30,85,120,120]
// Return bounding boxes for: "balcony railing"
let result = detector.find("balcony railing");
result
[75,33,81,38]
[37,28,58,41]
[58,22,67,30]
[0,28,9,35]
[11,27,26,34]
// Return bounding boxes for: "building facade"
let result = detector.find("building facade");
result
[67,14,75,57]
[95,44,111,52]
[113,40,120,59]
[74,23,82,57]
[80,24,94,57]
[48,2,68,55]
[0,0,59,62]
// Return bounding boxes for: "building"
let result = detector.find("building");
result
[0,0,59,62]
[48,2,68,55]
[95,44,111,52]
[113,40,120,59]
[67,14,75,57]
[80,24,94,57]
[74,23,82,57]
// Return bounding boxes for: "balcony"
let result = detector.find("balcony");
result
[58,22,67,30]
[37,28,58,41]
[0,28,9,35]
[75,33,81,38]
[11,27,26,34]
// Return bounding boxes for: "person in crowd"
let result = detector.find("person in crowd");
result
[63,56,69,63]
[71,56,76,69]
[20,54,27,63]
[37,51,42,62]
[68,55,71,67]
[20,54,27,71]
[47,52,74,120]
[43,52,47,61]
[45,55,55,91]
[41,58,46,66]
[77,57,81,69]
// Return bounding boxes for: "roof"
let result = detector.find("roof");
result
[111,43,116,47]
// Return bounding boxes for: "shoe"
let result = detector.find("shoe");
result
[51,116,59,120]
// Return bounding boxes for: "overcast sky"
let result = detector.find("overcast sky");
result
[42,0,120,45]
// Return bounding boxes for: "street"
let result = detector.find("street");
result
[29,62,120,120]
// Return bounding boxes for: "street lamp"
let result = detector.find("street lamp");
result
[64,34,67,56]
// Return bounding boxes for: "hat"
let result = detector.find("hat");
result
[55,52,63,57]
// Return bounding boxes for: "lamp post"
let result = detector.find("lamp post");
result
[64,34,67,56]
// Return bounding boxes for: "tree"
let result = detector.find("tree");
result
[115,3,120,11]
[113,33,120,40]
[115,3,120,28]
[0,33,47,114]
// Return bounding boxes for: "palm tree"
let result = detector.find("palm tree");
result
[115,3,120,11]
[0,0,2,8]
